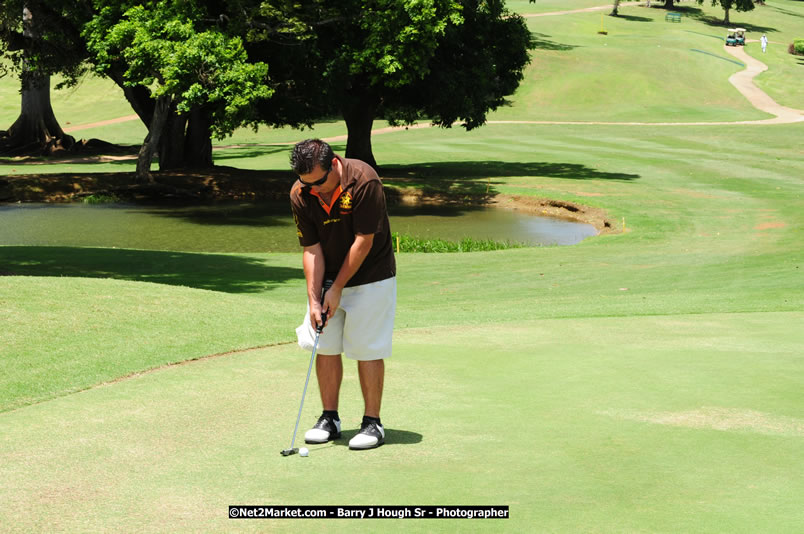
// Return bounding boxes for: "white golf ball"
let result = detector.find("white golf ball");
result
[299,447,309,457]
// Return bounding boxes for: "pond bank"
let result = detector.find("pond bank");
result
[0,166,615,234]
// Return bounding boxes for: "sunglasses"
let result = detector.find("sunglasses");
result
[299,168,330,187]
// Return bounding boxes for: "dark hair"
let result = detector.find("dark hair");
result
[290,139,335,175]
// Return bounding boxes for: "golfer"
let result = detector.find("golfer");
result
[289,139,396,450]
[761,34,768,53]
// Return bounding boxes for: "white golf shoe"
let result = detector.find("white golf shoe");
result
[349,419,385,450]
[304,413,341,444]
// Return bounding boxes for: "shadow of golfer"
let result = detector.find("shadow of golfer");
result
[331,429,423,447]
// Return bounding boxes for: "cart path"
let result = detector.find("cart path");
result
[722,45,804,124]
[62,114,140,133]
[520,3,645,17]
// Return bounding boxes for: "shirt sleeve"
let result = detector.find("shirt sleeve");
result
[290,191,319,247]
[351,179,386,236]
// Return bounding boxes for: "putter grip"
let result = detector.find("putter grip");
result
[317,279,334,333]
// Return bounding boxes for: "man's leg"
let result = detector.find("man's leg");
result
[316,354,343,410]
[357,359,384,418]
[349,359,385,449]
[304,353,343,444]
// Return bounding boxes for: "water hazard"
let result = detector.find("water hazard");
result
[0,201,597,253]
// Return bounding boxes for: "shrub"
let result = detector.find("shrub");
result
[391,233,526,253]
[82,193,121,204]
[791,39,804,56]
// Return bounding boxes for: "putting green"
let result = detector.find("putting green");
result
[1,315,802,532]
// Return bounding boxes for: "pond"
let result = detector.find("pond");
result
[0,201,597,253]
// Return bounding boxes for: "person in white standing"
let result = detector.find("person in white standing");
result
[760,34,768,53]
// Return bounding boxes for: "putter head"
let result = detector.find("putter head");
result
[281,448,298,456]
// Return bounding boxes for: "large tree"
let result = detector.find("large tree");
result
[250,0,532,169]
[309,0,464,168]
[83,2,271,181]
[698,0,755,25]
[0,1,87,155]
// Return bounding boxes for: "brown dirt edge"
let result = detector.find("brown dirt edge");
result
[388,188,614,234]
[492,194,613,234]
[0,167,615,234]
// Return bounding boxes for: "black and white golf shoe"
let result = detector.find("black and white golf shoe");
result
[348,419,385,450]
[304,413,342,444]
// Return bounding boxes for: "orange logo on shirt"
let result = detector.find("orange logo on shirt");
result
[340,192,353,211]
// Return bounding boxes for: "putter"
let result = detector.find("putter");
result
[281,279,333,457]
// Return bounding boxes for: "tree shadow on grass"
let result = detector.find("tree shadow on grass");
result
[382,160,639,183]
[0,246,303,293]
[616,14,653,22]
[380,161,638,210]
[693,15,778,34]
[664,5,704,17]
[530,32,578,51]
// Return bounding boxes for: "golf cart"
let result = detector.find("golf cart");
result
[726,28,746,46]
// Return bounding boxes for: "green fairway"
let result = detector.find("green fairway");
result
[1,314,802,532]
[2,1,803,532]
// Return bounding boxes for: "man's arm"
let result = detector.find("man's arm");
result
[321,233,374,319]
[303,243,327,328]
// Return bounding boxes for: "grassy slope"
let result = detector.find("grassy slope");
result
[2,120,802,531]
[1,1,803,532]
[492,1,804,122]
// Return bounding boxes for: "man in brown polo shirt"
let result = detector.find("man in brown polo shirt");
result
[289,139,396,450]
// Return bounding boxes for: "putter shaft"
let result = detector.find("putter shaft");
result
[283,331,320,455]
[281,280,332,457]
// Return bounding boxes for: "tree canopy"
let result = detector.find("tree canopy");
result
[85,3,270,140]
[697,0,755,25]
[252,0,533,168]
[2,0,534,171]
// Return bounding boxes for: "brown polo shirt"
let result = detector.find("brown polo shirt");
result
[290,156,396,287]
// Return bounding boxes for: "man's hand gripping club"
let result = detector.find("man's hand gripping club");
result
[313,279,334,333]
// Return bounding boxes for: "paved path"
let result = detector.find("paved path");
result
[484,43,803,127]
[722,45,804,124]
[62,114,139,134]
[520,3,652,18]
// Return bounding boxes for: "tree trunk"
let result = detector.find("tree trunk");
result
[343,94,379,171]
[663,0,674,8]
[137,96,171,183]
[0,5,74,156]
[723,8,730,25]
[157,107,214,170]
[108,68,154,127]
[158,107,188,170]
[611,0,621,16]
[183,108,213,169]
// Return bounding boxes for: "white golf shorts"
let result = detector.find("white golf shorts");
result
[296,277,396,361]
